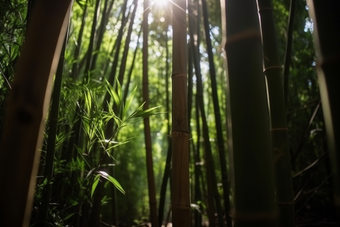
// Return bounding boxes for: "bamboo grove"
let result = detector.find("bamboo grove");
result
[0,0,339,226]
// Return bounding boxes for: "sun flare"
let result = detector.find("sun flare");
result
[151,0,170,9]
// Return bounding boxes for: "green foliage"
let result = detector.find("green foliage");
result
[0,0,336,225]
[0,0,27,126]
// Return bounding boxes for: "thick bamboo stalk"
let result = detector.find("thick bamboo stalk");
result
[172,0,191,226]
[307,0,340,214]
[0,1,72,226]
[257,1,295,226]
[221,0,277,226]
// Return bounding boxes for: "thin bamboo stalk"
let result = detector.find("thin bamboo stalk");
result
[84,0,101,84]
[106,0,129,88]
[72,2,88,80]
[193,97,202,227]
[158,23,171,226]
[283,0,296,108]
[0,1,72,226]
[188,6,224,225]
[143,0,158,226]
[123,27,142,102]
[38,32,69,226]
[118,0,138,85]
[201,0,232,225]
[90,0,115,72]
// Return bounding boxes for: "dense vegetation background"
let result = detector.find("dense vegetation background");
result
[0,0,338,226]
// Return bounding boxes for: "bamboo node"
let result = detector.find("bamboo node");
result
[263,65,282,73]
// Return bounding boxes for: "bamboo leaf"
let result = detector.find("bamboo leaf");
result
[104,79,120,107]
[84,88,92,114]
[122,86,137,120]
[98,171,125,194]
[130,105,161,119]
[91,174,100,198]
[100,139,119,144]
[63,213,75,221]
[116,79,122,104]
[86,167,96,179]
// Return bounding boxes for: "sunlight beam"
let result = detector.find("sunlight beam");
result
[150,0,170,9]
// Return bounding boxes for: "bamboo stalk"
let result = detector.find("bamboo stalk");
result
[283,0,296,108]
[307,0,340,214]
[221,0,277,226]
[201,0,232,225]
[72,1,88,80]
[143,0,159,226]
[158,18,171,227]
[38,32,69,226]
[118,0,138,85]
[0,1,72,226]
[171,0,191,225]
[257,1,295,226]
[188,3,224,224]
